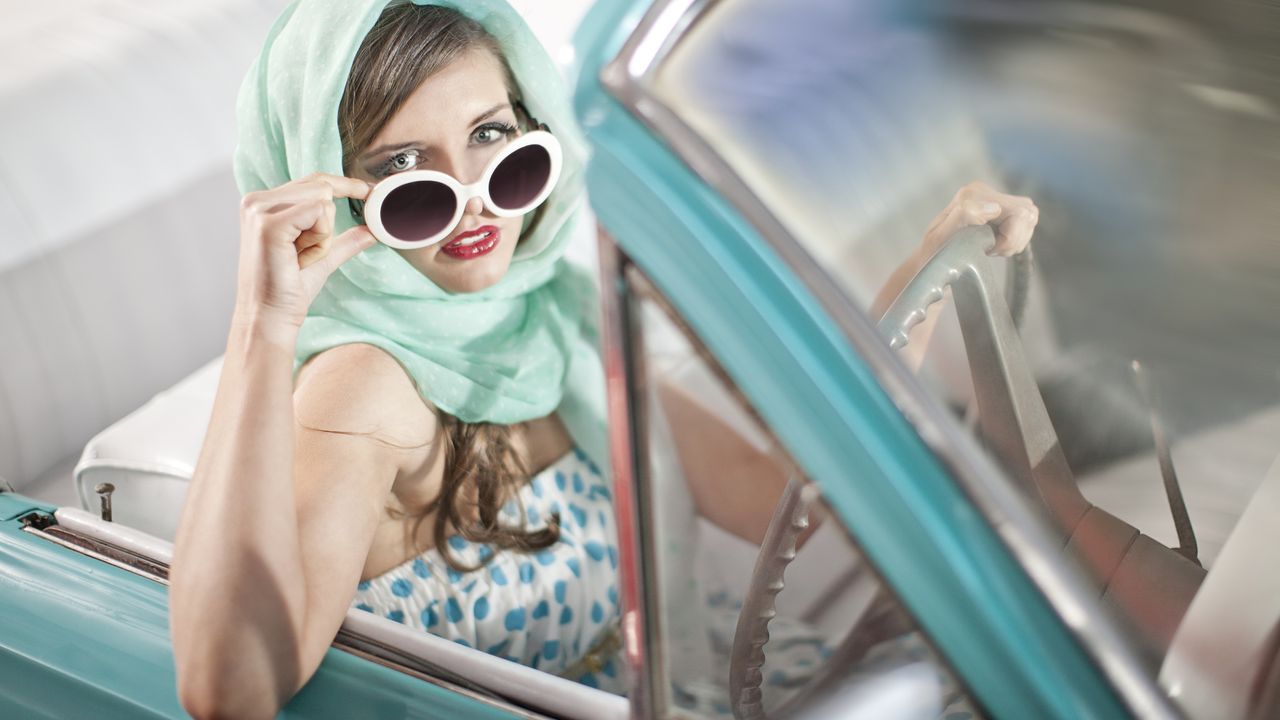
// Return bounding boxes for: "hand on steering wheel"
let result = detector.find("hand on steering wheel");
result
[922,180,1040,259]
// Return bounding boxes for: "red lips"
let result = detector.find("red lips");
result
[440,225,500,260]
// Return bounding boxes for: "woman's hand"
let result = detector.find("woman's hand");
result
[233,172,375,331]
[920,180,1040,259]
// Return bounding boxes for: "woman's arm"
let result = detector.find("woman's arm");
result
[168,175,426,719]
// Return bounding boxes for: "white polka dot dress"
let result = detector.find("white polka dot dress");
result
[352,447,626,694]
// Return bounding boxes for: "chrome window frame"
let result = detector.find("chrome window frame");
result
[596,0,1181,717]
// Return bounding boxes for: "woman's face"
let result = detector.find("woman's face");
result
[351,47,527,294]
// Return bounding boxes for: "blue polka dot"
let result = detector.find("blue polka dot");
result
[474,596,491,621]
[713,702,731,715]
[357,580,371,591]
[501,499,518,516]
[567,558,581,577]
[412,558,430,579]
[477,545,493,561]
[390,579,413,598]
[356,603,374,613]
[448,535,467,551]
[573,447,586,461]
[446,567,463,583]
[519,562,536,584]
[607,585,618,606]
[532,600,550,619]
[572,473,584,494]
[536,550,556,566]
[602,659,617,678]
[487,639,510,656]
[454,638,471,648]
[589,486,612,501]
[446,598,464,623]
[531,477,544,497]
[568,503,587,527]
[607,545,618,569]
[560,606,574,625]
[591,601,604,624]
[505,608,527,631]
[422,603,439,627]
[527,506,541,524]
[461,580,478,595]
[542,640,560,660]
[580,672,599,688]
[598,510,608,527]
[554,579,567,604]
[555,471,567,490]
[387,610,405,624]
[585,542,606,561]
[489,566,508,586]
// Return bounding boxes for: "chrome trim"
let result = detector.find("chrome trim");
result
[332,632,539,718]
[597,1,1180,717]
[22,523,170,585]
[597,228,660,718]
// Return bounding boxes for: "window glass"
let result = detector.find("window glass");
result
[627,271,982,719]
[652,0,1280,709]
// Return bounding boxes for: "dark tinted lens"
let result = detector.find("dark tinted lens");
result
[489,144,552,211]
[381,181,457,241]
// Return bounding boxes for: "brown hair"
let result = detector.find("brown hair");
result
[338,2,559,571]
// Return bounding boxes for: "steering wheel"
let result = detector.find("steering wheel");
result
[728,226,1055,719]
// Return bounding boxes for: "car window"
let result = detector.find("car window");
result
[621,265,983,719]
[651,0,1280,714]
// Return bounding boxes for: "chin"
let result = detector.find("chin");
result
[435,259,510,294]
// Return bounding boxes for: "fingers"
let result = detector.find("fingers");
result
[285,172,373,202]
[299,225,376,280]
[948,181,1039,256]
[991,204,1039,256]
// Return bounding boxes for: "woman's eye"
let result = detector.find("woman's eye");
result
[389,151,418,171]
[472,122,516,146]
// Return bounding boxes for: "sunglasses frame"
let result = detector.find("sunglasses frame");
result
[362,129,563,250]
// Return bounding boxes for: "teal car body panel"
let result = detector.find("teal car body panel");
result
[571,1,1131,718]
[0,494,519,719]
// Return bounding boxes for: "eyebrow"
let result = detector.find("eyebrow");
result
[358,103,513,162]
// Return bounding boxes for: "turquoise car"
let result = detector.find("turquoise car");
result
[3,0,1278,718]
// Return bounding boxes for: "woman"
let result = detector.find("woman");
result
[171,2,618,716]
[169,0,1039,716]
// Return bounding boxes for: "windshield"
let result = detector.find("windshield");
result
[652,0,1280,715]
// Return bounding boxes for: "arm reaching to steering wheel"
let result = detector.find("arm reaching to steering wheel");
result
[872,181,1040,371]
[661,181,1039,546]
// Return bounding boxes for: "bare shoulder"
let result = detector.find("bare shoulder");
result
[293,343,439,451]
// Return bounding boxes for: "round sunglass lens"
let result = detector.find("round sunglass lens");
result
[382,181,457,241]
[489,144,552,212]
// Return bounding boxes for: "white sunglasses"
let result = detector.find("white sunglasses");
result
[362,130,563,250]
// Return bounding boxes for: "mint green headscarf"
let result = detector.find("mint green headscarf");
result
[233,0,607,469]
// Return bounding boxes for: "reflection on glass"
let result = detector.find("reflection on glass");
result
[630,278,980,719]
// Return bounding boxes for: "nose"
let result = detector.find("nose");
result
[434,152,487,218]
